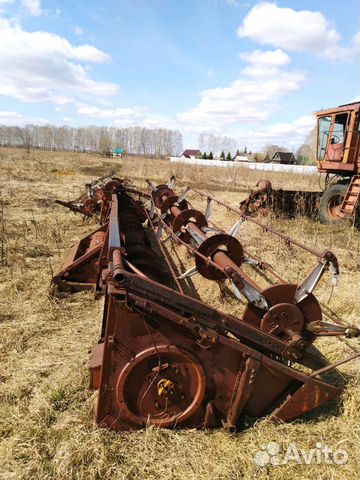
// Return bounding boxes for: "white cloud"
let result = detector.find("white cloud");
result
[177,22,308,134]
[76,104,149,127]
[240,48,291,77]
[0,110,22,122]
[76,103,177,130]
[233,115,315,151]
[237,2,352,61]
[77,105,144,119]
[0,17,118,105]
[178,41,308,144]
[21,0,41,16]
[240,48,290,67]
[0,0,15,4]
[353,31,360,50]
[179,115,317,152]
[73,26,84,36]
[0,110,50,125]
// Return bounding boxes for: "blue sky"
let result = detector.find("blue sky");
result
[0,0,359,150]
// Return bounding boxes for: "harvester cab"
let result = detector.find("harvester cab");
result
[315,102,360,224]
[316,102,360,174]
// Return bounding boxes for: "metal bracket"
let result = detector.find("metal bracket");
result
[178,188,189,203]
[306,321,360,338]
[201,226,222,234]
[177,266,199,280]
[243,254,260,267]
[167,176,176,189]
[205,198,212,221]
[195,327,218,349]
[229,218,243,238]
[146,179,156,191]
[230,278,268,310]
[187,227,205,246]
[294,260,327,303]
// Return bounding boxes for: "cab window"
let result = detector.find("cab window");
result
[331,113,348,144]
[318,116,331,161]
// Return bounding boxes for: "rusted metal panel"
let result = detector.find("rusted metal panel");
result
[53,176,360,431]
[270,381,342,422]
[314,102,360,117]
[89,342,104,390]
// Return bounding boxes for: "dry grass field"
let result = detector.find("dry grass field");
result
[0,147,359,480]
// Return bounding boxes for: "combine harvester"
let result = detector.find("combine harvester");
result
[241,102,360,225]
[53,175,360,431]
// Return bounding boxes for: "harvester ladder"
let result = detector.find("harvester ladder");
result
[339,175,360,218]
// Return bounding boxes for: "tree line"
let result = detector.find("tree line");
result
[0,123,316,164]
[198,133,238,158]
[200,149,249,160]
[0,125,183,157]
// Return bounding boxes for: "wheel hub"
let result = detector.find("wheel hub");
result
[260,303,304,340]
[115,345,206,427]
[157,378,175,398]
[243,283,321,343]
[327,194,344,219]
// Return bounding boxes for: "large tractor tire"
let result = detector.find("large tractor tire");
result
[319,183,348,225]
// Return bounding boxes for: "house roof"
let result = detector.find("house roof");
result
[271,151,295,163]
[232,154,253,162]
[182,149,201,157]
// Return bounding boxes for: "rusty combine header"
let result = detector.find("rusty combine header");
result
[238,179,319,218]
[53,176,359,431]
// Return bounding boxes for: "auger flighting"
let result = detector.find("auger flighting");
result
[145,177,348,349]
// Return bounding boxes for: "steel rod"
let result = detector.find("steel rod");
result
[309,352,360,377]
[187,185,325,258]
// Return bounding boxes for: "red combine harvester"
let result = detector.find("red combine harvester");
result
[240,102,360,225]
[53,176,359,431]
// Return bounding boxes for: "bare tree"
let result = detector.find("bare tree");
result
[0,124,183,157]
[296,143,314,165]
[99,127,112,156]
[198,133,238,157]
[22,125,34,155]
[263,144,289,160]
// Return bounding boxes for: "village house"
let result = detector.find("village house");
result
[232,153,254,162]
[181,149,202,159]
[271,151,296,164]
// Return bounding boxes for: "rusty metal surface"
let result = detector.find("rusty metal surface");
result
[238,180,319,218]
[53,176,360,431]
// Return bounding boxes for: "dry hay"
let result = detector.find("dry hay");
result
[0,147,359,480]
